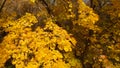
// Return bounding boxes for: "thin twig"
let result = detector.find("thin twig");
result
[0,0,6,12]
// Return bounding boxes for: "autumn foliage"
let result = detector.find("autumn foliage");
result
[0,0,120,68]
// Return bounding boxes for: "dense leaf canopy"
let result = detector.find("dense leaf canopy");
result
[0,0,120,68]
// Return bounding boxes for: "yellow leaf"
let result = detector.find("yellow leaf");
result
[30,0,36,3]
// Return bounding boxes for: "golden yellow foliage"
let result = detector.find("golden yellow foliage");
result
[74,0,99,31]
[1,0,120,68]
[30,0,36,3]
[0,45,10,67]
[0,13,82,68]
